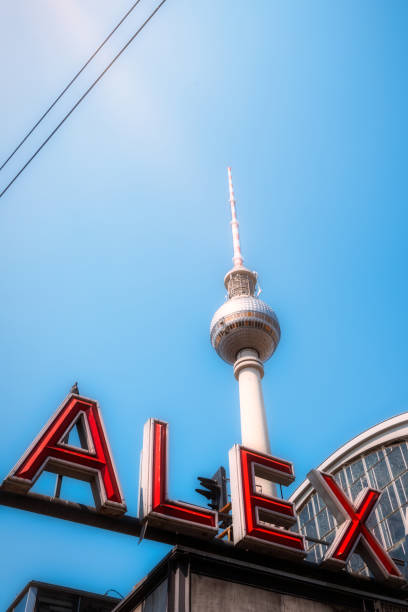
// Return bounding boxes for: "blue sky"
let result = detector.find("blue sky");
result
[0,0,407,607]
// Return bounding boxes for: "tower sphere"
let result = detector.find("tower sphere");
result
[210,293,280,365]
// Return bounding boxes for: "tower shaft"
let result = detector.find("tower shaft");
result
[234,349,270,453]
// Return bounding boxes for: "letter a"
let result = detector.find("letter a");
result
[2,391,126,516]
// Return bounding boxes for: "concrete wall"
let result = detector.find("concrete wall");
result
[132,579,167,612]
[191,574,361,611]
[126,570,407,611]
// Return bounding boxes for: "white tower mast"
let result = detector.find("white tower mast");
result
[210,168,281,456]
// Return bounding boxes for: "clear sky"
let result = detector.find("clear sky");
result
[0,0,407,607]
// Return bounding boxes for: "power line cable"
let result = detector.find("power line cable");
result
[0,0,168,199]
[0,0,143,172]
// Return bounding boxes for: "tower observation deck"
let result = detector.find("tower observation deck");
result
[210,168,280,455]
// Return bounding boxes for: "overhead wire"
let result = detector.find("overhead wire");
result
[0,0,168,199]
[0,0,143,172]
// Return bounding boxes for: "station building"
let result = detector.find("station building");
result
[290,412,408,580]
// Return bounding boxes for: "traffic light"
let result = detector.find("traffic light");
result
[195,466,228,511]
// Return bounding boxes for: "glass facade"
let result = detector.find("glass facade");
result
[294,441,408,577]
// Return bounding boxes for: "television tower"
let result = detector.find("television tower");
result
[210,168,280,455]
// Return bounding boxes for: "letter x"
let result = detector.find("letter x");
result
[308,470,403,583]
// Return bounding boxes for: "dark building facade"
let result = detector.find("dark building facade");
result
[8,545,408,611]
[113,546,408,611]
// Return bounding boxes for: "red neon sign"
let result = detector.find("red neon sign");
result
[2,388,406,588]
[308,470,403,583]
[229,445,305,558]
[139,419,217,536]
[2,393,126,515]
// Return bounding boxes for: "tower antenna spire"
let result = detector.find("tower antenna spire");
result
[228,167,244,268]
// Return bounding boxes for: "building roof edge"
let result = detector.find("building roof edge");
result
[289,411,408,508]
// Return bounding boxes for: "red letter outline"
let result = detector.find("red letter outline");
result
[229,444,306,559]
[139,419,217,537]
[2,392,126,516]
[308,469,404,584]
